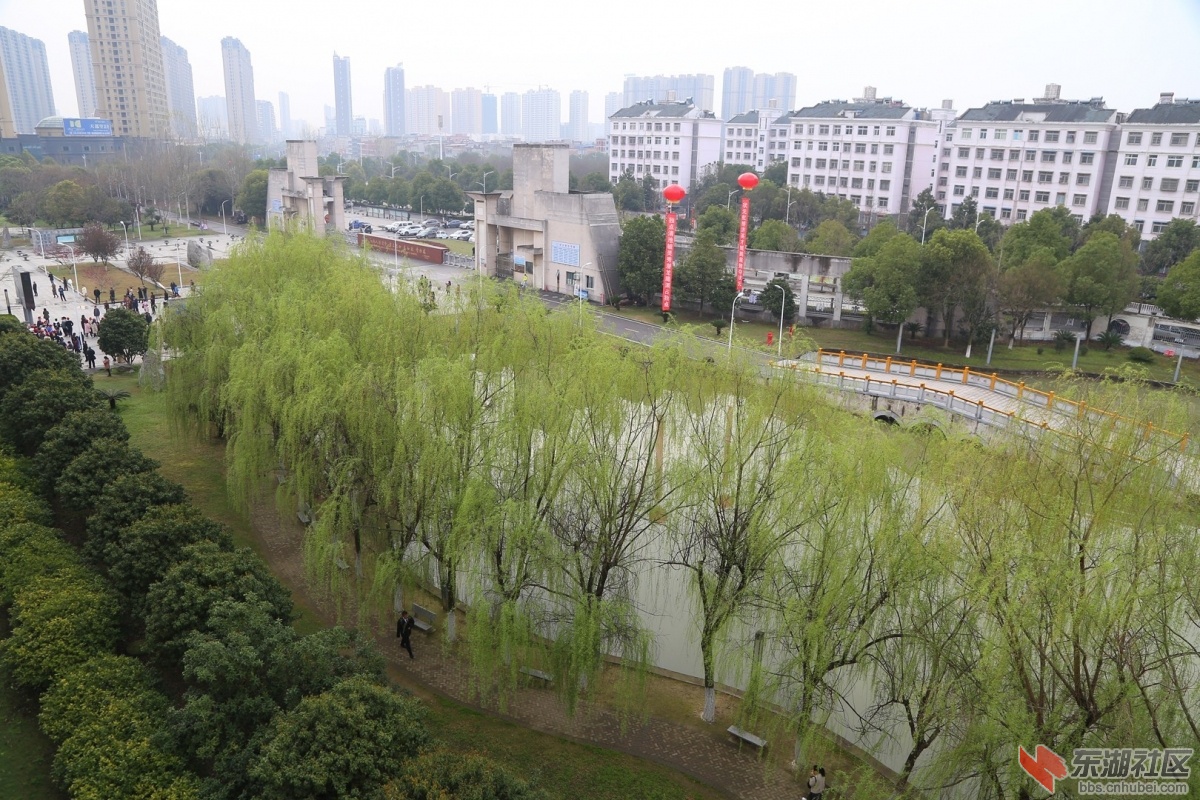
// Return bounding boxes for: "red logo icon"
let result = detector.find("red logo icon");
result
[1019,745,1068,793]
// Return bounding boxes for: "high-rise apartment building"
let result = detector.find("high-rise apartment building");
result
[622,74,714,115]
[196,95,227,139]
[604,92,623,121]
[608,100,723,194]
[159,36,196,139]
[451,87,482,135]
[722,67,796,119]
[82,0,170,138]
[522,89,561,142]
[67,31,97,119]
[0,27,56,136]
[221,37,256,144]
[501,92,521,136]
[256,99,277,143]
[277,91,291,139]
[568,90,589,143]
[482,93,497,135]
[333,53,352,137]
[383,65,405,136]
[406,85,448,136]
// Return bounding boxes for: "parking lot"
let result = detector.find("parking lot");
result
[344,208,474,244]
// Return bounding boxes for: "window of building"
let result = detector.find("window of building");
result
[1156,200,1174,213]
[1028,130,1040,142]
[1045,131,1060,143]
[1025,151,1037,161]
[1131,219,1144,232]
[953,185,965,196]
[1167,155,1183,168]
[854,143,866,153]
[1041,151,1057,162]
[1003,188,1015,200]
[1181,201,1196,215]
[867,179,875,190]
[1147,155,1158,167]
[857,126,868,135]
[818,141,827,151]
[1067,131,1078,144]
[886,126,896,136]
[1142,177,1154,190]
[880,180,891,191]
[870,144,879,154]
[985,187,999,199]
[1127,131,1142,145]
[832,142,840,152]
[1169,132,1190,147]
[881,162,892,173]
[833,125,841,135]
[976,148,986,159]
[1035,191,1050,203]
[1114,197,1130,209]
[1151,132,1163,146]
[979,129,988,140]
[1038,171,1053,183]
[990,148,1004,160]
[851,178,863,188]
[994,129,1007,140]
[1084,131,1098,144]
[955,165,967,177]
[878,198,888,208]
[1186,179,1200,193]
[1151,221,1170,234]
[1022,170,1034,182]
[1118,175,1134,189]
[1062,152,1074,164]
[818,124,829,135]
[853,160,865,171]
[1010,149,1021,160]
[988,168,1001,179]
[1072,194,1086,207]
[814,175,824,186]
[1054,192,1066,205]
[973,167,983,178]
[957,146,970,158]
[938,176,948,186]
[1137,198,1149,211]
[807,125,815,134]
[1161,178,1179,192]
[1060,173,1070,185]
[815,158,827,168]
[839,177,849,187]
[961,128,972,139]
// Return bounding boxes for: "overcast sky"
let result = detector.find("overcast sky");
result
[4,0,1200,130]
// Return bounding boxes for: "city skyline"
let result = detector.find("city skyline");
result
[2,0,1199,136]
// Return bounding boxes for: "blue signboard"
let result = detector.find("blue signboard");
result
[551,241,580,267]
[62,118,113,137]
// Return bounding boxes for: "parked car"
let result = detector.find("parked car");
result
[397,225,423,236]
[443,220,463,229]
[451,229,473,241]
[381,223,399,233]
[348,220,367,230]
[416,227,440,238]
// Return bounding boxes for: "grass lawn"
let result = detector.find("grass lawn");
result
[0,617,66,800]
[442,239,474,256]
[606,305,1200,385]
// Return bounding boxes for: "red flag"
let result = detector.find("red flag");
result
[736,195,751,291]
[662,211,676,312]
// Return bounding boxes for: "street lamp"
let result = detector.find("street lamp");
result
[480,170,494,194]
[785,184,796,226]
[578,262,592,324]
[220,200,229,235]
[728,290,747,356]
[726,189,739,209]
[920,207,934,245]
[63,244,79,294]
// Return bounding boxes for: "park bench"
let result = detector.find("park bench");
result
[519,666,554,684]
[411,604,437,633]
[727,725,768,752]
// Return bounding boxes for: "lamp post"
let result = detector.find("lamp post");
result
[726,189,738,209]
[63,244,79,293]
[785,184,796,226]
[728,290,747,357]
[480,170,494,194]
[119,221,131,254]
[175,242,183,291]
[578,262,592,324]
[220,200,229,235]
[920,207,934,245]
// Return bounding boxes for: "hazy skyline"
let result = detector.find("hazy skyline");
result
[3,0,1200,131]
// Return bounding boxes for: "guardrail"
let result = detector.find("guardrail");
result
[806,349,1192,454]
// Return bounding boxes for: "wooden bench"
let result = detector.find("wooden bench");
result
[727,726,768,752]
[519,666,554,684]
[411,604,437,633]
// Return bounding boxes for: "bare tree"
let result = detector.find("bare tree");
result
[79,222,120,263]
[127,247,156,285]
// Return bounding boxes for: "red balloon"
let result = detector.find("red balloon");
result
[662,184,686,204]
[737,172,760,190]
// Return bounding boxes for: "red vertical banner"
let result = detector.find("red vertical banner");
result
[736,195,751,291]
[662,210,676,312]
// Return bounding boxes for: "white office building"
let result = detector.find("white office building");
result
[608,100,723,194]
[781,93,946,216]
[941,87,1120,223]
[160,36,196,139]
[724,109,788,173]
[406,85,448,136]
[568,90,589,143]
[1105,93,1200,240]
[522,88,561,142]
[383,65,405,137]
[451,87,482,135]
[0,26,56,137]
[500,91,521,136]
[67,31,97,119]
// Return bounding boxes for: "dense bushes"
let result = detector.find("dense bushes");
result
[0,320,542,800]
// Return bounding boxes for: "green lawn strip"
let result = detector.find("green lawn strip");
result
[0,616,67,800]
[420,691,725,800]
[606,306,1199,385]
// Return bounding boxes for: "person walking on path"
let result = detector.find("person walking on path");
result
[806,766,825,799]
[102,355,111,377]
[85,347,96,369]
[396,610,415,659]
[94,287,101,304]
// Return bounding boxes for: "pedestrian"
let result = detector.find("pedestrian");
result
[85,347,96,369]
[143,311,152,325]
[94,287,101,304]
[396,610,415,659]
[150,294,157,313]
[32,281,38,297]
[57,285,65,301]
[109,287,116,303]
[42,307,50,322]
[806,766,825,800]
[102,355,111,376]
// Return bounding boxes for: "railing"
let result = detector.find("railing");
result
[802,350,1192,454]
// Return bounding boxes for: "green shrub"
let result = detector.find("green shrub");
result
[39,654,160,744]
[56,438,157,513]
[0,368,101,456]
[33,409,130,496]
[0,481,53,528]
[0,522,88,605]
[387,748,550,800]
[1128,347,1155,363]
[1,574,120,689]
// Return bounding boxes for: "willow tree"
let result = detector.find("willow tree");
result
[665,359,815,723]
[754,418,934,767]
[541,339,687,707]
[928,379,1198,799]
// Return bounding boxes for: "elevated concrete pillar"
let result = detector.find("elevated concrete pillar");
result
[832,278,843,323]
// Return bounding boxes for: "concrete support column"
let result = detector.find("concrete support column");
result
[796,275,809,324]
[832,277,843,323]
[1043,310,1053,334]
